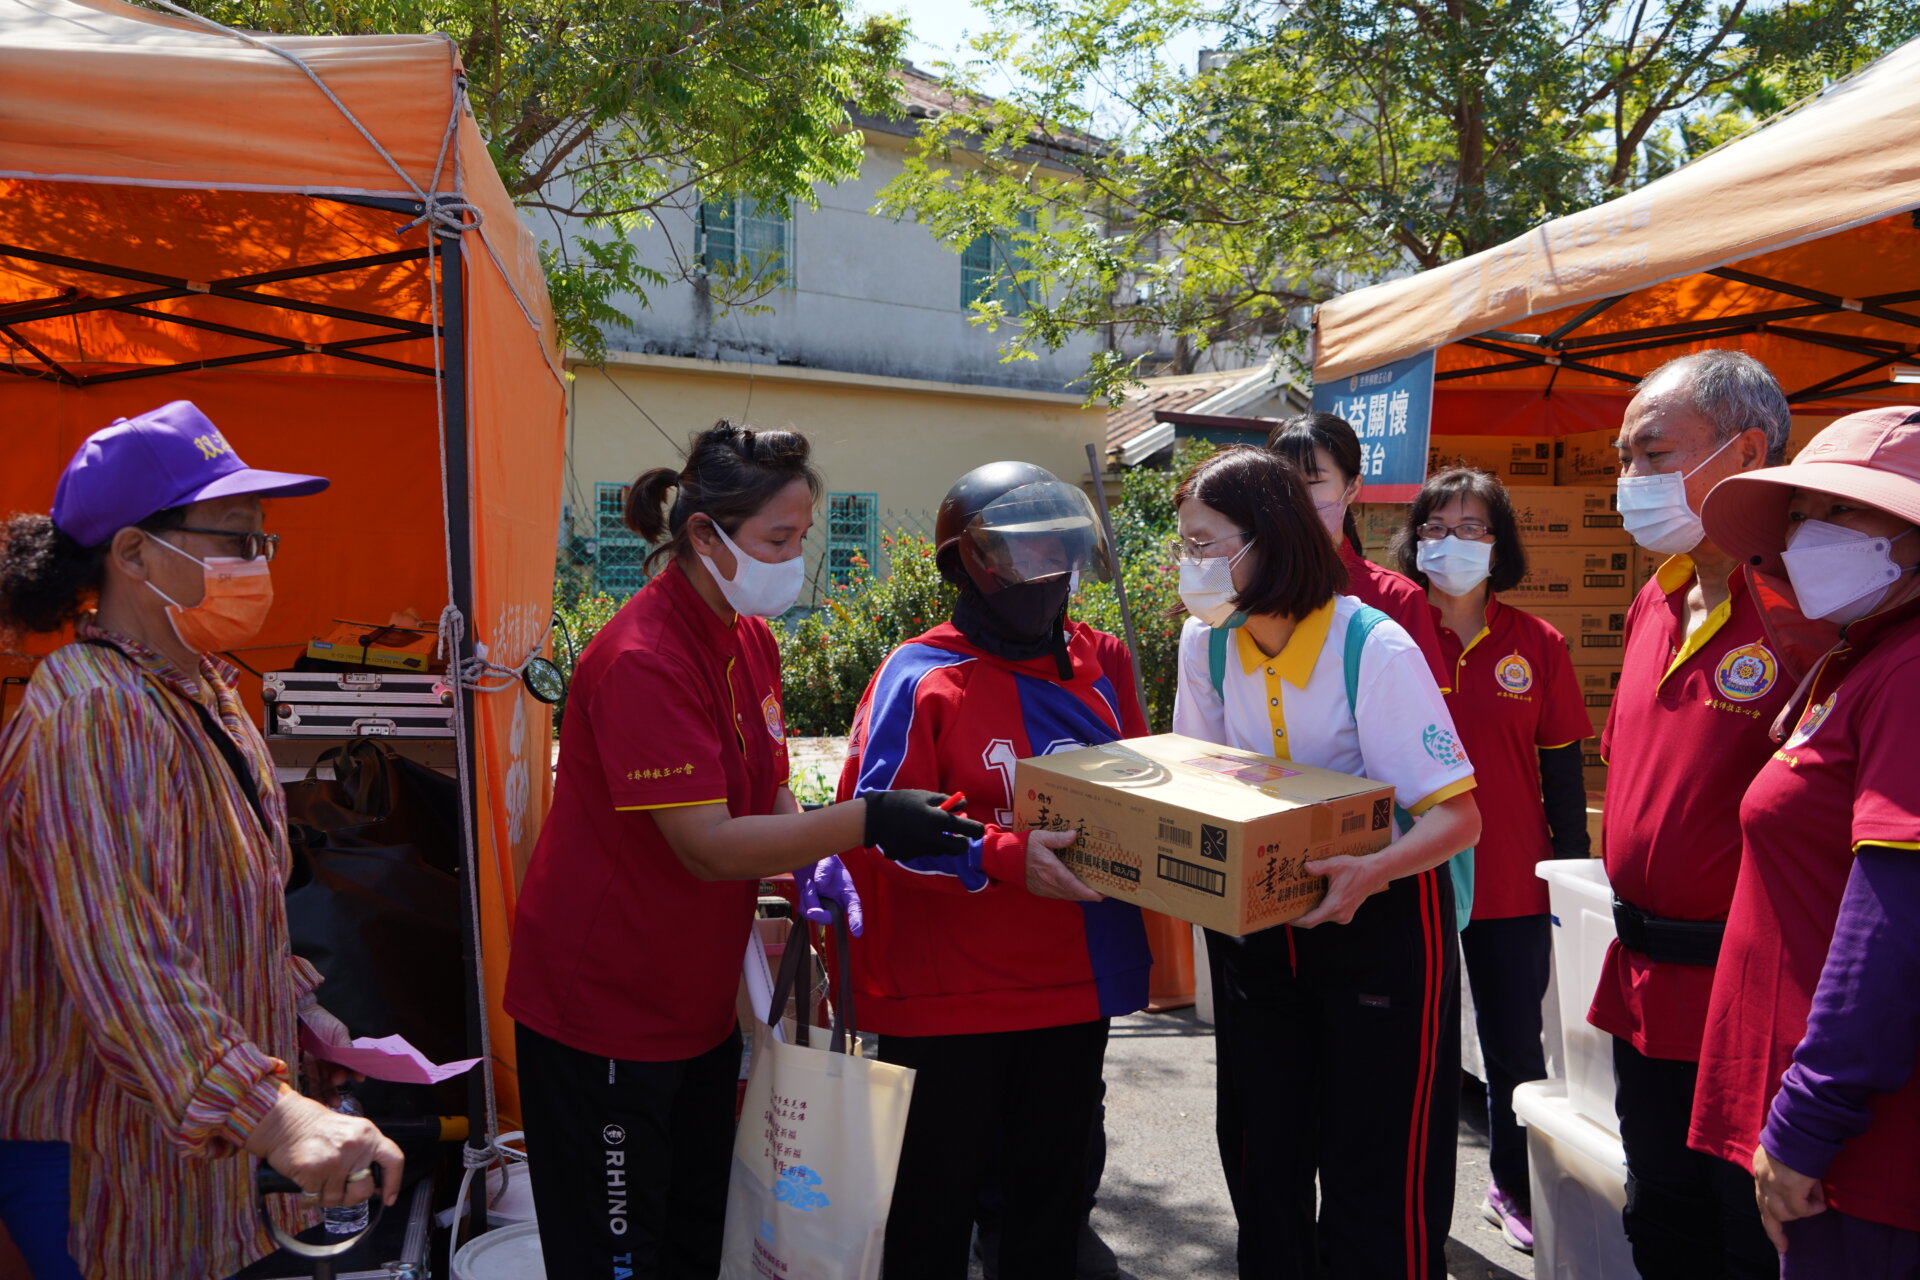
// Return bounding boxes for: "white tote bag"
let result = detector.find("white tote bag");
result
[720,904,914,1280]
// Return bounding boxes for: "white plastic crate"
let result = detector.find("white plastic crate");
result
[1514,1079,1636,1280]
[1537,859,1620,1132]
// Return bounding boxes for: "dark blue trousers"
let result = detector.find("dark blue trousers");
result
[1460,912,1552,1213]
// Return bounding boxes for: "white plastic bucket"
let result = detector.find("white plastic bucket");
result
[1537,858,1620,1133]
[451,1221,544,1279]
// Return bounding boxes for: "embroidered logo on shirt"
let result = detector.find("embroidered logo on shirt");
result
[762,693,786,744]
[1422,724,1469,768]
[1714,642,1779,702]
[1494,652,1534,695]
[1785,693,1835,750]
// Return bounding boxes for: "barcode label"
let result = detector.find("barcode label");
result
[1340,812,1366,834]
[1157,855,1227,897]
[1157,821,1193,848]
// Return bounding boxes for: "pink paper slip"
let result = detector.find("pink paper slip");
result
[300,1025,482,1084]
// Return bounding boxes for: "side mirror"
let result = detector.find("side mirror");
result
[522,656,567,705]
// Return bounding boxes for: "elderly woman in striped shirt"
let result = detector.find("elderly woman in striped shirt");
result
[0,403,401,1280]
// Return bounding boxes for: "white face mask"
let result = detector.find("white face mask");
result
[1781,518,1916,624]
[1614,431,1742,555]
[1178,537,1255,628]
[1416,536,1494,598]
[696,519,806,618]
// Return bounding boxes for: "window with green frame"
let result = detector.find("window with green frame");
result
[826,492,878,584]
[698,196,792,278]
[593,481,650,600]
[960,209,1036,316]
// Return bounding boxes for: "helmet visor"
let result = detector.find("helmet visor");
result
[961,480,1112,589]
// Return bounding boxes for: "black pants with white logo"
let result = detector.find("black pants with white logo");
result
[1207,866,1460,1280]
[515,1021,741,1280]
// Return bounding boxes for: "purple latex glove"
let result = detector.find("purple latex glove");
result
[796,855,863,935]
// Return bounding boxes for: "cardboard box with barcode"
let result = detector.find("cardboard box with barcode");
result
[1011,733,1397,935]
[1506,487,1626,546]
[1504,544,1636,607]
[1427,436,1555,486]
[1533,605,1630,658]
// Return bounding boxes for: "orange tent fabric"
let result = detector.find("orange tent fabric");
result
[0,0,565,1127]
[1313,36,1920,436]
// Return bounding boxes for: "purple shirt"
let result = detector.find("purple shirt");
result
[1761,846,1920,1182]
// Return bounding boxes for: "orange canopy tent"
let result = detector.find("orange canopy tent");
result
[0,0,565,1152]
[1312,35,1920,444]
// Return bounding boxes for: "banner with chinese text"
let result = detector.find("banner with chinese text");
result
[1309,349,1436,502]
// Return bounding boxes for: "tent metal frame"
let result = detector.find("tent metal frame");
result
[0,186,496,1237]
[0,197,443,387]
[1442,268,1920,405]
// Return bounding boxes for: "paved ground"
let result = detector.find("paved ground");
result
[971,1006,1533,1280]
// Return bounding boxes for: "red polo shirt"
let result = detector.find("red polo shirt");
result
[1435,597,1591,919]
[1691,605,1920,1227]
[1589,556,1793,1061]
[505,562,790,1061]
[1342,542,1452,691]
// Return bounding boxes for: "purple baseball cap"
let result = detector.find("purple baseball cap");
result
[51,401,329,547]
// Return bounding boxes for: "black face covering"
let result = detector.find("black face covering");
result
[952,577,1074,664]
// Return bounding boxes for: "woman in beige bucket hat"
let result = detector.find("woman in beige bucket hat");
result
[1690,405,1920,1277]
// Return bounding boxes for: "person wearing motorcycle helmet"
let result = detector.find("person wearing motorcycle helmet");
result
[834,462,1151,1280]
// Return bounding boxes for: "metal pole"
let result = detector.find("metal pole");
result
[435,224,491,1240]
[1084,443,1152,724]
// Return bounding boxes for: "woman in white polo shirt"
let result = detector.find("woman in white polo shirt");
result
[1170,446,1481,1280]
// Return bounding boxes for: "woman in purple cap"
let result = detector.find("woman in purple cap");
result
[0,401,403,1280]
[1689,405,1920,1278]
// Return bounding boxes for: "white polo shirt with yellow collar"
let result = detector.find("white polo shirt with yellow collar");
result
[1172,594,1477,822]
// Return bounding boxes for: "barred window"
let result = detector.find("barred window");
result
[593,481,650,600]
[826,493,878,584]
[960,209,1036,316]
[698,196,792,279]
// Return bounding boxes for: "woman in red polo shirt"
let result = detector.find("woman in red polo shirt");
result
[504,421,981,1280]
[1393,468,1592,1255]
[1690,407,1920,1278]
[1268,413,1452,690]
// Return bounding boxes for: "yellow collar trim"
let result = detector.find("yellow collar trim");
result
[1238,599,1336,687]
[1654,553,1695,594]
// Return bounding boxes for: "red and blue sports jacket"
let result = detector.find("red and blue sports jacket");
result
[835,620,1152,1036]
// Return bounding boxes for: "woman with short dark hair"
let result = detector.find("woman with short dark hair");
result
[1394,467,1592,1255]
[1169,446,1481,1279]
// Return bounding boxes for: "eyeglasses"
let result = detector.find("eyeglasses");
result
[172,527,281,562]
[1169,530,1251,561]
[1415,520,1491,542]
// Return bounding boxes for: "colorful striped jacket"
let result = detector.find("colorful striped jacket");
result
[0,624,317,1279]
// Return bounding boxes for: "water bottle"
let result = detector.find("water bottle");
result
[323,1083,370,1236]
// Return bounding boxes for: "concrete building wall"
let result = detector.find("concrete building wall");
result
[550,132,1102,395]
[562,352,1105,602]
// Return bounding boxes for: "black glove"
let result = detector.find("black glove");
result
[864,789,987,862]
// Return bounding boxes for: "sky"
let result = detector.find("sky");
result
[862,0,1218,125]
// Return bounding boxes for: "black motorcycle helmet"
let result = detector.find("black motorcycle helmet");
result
[934,461,1113,594]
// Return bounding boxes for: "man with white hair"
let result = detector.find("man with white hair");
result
[1589,350,1790,1278]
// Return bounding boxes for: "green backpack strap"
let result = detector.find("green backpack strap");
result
[1342,604,1475,932]
[1207,611,1246,700]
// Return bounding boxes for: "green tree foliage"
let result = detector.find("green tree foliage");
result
[776,534,958,738]
[876,0,1920,401]
[154,0,906,360]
